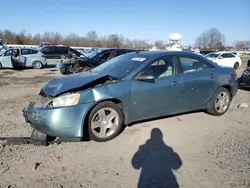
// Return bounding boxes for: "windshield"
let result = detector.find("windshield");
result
[91,53,147,79]
[87,50,101,58]
[205,53,220,58]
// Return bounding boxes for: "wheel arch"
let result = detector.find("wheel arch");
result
[220,84,232,100]
[32,60,43,68]
[81,98,127,140]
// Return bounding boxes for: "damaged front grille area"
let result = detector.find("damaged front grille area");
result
[37,89,54,108]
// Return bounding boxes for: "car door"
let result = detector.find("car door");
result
[225,53,237,67]
[176,55,218,110]
[19,48,30,67]
[130,56,184,121]
[2,49,13,68]
[216,53,234,67]
[40,46,61,65]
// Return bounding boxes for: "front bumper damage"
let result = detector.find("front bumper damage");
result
[22,102,94,138]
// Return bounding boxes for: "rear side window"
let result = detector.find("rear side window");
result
[221,53,235,58]
[40,47,51,54]
[178,56,214,74]
[21,49,38,55]
[53,47,68,54]
[31,49,38,54]
[226,53,235,58]
[21,49,30,55]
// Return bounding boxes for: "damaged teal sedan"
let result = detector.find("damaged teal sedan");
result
[23,51,238,142]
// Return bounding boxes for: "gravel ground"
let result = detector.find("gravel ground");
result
[0,67,250,188]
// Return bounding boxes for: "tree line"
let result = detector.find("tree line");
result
[0,29,153,49]
[0,28,249,50]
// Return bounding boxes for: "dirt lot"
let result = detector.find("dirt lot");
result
[0,67,250,188]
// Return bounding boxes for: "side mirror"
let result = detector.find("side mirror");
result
[219,56,223,59]
[135,74,155,81]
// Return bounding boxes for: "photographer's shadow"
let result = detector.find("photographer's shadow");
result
[132,128,182,188]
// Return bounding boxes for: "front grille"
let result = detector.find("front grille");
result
[37,89,54,107]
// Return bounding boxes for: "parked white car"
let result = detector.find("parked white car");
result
[0,48,47,69]
[205,52,242,70]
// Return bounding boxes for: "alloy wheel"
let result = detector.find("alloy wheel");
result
[215,92,230,113]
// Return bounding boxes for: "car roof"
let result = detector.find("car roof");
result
[97,48,136,51]
[127,50,198,58]
[8,48,38,50]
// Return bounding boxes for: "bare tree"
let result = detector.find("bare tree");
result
[195,27,225,50]
[86,31,98,41]
[154,40,164,49]
[234,40,246,50]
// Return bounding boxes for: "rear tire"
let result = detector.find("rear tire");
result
[233,62,239,70]
[87,101,124,142]
[0,62,2,69]
[247,60,250,67]
[32,61,42,69]
[207,87,231,116]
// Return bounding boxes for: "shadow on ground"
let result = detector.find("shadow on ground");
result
[132,128,182,188]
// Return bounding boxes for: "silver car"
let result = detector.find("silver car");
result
[0,48,47,69]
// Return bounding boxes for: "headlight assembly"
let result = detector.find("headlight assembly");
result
[52,93,80,107]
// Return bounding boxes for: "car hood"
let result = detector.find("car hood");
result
[42,72,108,97]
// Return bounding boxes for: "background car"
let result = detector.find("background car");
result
[59,48,137,75]
[23,51,238,142]
[39,45,82,65]
[0,48,47,69]
[204,51,242,70]
[38,42,51,49]
[238,66,250,88]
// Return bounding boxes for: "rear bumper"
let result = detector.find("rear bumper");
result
[23,102,94,138]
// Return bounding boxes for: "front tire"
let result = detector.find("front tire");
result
[207,87,231,116]
[33,61,42,69]
[88,101,124,142]
[0,62,2,69]
[247,60,250,67]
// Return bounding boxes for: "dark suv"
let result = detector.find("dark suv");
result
[40,45,81,60]
[60,48,137,75]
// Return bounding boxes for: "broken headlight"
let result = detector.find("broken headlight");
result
[52,93,81,107]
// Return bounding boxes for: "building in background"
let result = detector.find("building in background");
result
[165,33,183,51]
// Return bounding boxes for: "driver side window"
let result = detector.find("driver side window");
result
[4,50,13,56]
[139,56,175,79]
[98,52,115,61]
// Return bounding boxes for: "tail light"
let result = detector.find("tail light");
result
[41,55,46,58]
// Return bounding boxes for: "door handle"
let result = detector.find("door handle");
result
[171,81,181,86]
